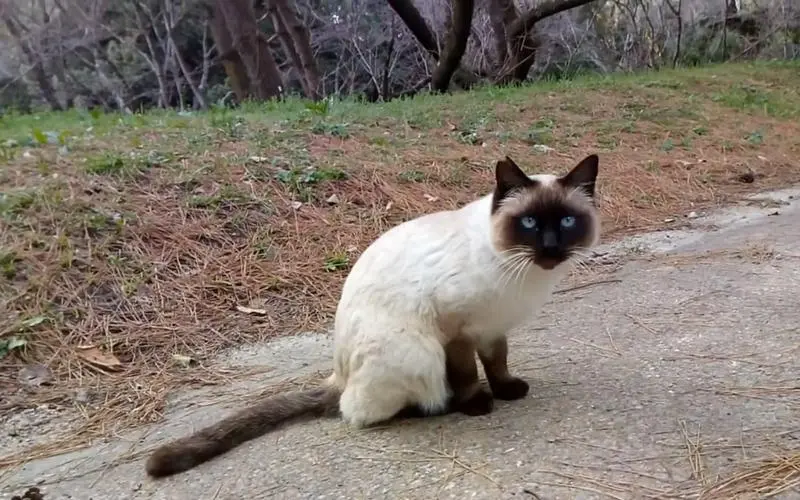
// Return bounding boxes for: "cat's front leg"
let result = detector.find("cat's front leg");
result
[478,336,529,401]
[444,338,494,416]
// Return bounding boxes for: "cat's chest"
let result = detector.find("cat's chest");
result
[459,272,560,339]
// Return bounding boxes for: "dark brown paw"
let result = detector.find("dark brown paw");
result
[491,377,529,400]
[456,389,494,416]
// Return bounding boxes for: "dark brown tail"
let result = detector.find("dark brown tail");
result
[145,384,340,478]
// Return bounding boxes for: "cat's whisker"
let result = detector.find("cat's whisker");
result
[517,258,535,293]
[569,256,592,276]
[498,253,530,289]
[497,255,521,289]
[512,257,531,289]
[503,251,534,288]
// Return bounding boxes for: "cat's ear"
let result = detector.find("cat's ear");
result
[559,154,599,200]
[495,156,535,199]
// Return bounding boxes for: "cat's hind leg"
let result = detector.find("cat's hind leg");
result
[445,338,494,415]
[338,334,450,428]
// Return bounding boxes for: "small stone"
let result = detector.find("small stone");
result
[664,218,676,223]
[290,201,302,210]
[769,210,780,216]
[325,194,340,205]
[687,211,698,219]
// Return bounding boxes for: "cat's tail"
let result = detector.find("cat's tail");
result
[144,381,341,478]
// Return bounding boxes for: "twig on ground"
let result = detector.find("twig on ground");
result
[680,420,708,486]
[554,278,623,295]
[625,313,660,335]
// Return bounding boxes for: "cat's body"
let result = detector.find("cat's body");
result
[145,154,601,478]
[331,186,575,426]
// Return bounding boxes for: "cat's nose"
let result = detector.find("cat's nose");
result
[542,230,558,249]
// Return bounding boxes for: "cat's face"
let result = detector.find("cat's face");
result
[490,154,600,270]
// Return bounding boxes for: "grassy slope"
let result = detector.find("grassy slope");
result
[0,60,799,461]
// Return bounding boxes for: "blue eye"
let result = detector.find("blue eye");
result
[520,216,537,229]
[561,216,576,229]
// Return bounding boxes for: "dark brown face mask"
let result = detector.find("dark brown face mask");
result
[490,154,600,269]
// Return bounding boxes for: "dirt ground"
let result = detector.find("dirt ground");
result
[1,187,798,499]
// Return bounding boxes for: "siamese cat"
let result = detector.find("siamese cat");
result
[145,153,601,478]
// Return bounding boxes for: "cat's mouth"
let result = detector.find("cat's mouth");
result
[533,255,565,270]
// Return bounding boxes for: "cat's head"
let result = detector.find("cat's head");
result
[490,154,601,270]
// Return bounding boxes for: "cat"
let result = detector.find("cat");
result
[145,153,601,478]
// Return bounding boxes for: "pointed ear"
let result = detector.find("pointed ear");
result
[559,154,599,200]
[492,156,537,213]
[495,156,535,197]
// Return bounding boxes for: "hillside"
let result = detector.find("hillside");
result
[1,60,799,464]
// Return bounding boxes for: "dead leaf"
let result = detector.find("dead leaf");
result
[172,354,196,368]
[385,201,393,211]
[290,201,303,210]
[424,194,439,202]
[17,364,53,387]
[76,346,123,372]
[236,305,268,315]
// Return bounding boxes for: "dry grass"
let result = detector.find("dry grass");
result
[1,61,800,470]
[535,452,800,500]
[699,452,800,499]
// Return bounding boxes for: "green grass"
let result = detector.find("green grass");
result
[1,61,795,148]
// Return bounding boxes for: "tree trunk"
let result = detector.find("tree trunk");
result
[665,0,683,68]
[216,0,284,101]
[507,0,597,39]
[209,2,251,101]
[386,0,479,91]
[488,0,518,66]
[495,0,597,84]
[431,0,475,92]
[267,1,306,94]
[164,0,207,109]
[385,0,440,59]
[496,29,540,84]
[271,0,321,100]
[3,17,64,111]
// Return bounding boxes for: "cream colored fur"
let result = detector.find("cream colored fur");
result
[327,173,596,427]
